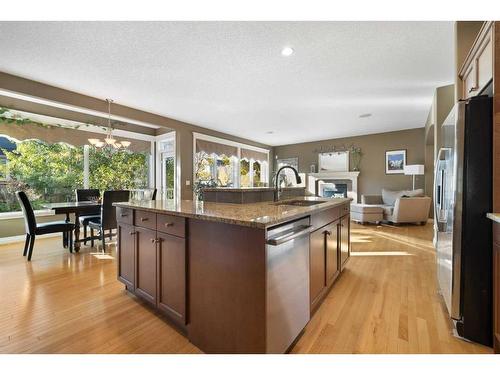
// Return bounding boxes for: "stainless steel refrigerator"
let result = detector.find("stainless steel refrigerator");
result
[434,95,493,346]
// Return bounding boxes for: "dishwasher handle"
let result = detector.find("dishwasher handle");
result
[266,225,313,246]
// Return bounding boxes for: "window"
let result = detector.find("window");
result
[240,159,251,187]
[0,109,154,214]
[193,133,269,195]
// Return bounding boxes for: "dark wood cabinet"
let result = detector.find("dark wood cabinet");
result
[135,227,158,305]
[310,227,326,309]
[494,222,500,353]
[309,205,350,314]
[325,221,339,286]
[339,214,350,270]
[117,211,187,329]
[157,232,186,325]
[117,223,136,290]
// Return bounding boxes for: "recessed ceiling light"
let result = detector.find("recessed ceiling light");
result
[281,47,294,57]
[359,113,372,118]
[266,131,274,134]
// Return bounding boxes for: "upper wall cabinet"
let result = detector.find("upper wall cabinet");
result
[459,21,493,99]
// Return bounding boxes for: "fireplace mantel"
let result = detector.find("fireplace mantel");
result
[307,171,360,203]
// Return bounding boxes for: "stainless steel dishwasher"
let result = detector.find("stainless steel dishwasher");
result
[266,217,312,353]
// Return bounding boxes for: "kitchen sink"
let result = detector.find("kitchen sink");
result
[273,199,327,207]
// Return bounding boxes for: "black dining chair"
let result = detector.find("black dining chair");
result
[16,191,75,261]
[76,189,101,245]
[88,190,130,251]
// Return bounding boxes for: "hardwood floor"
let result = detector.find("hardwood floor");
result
[292,222,491,354]
[0,222,492,354]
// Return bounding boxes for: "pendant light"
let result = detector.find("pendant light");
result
[88,99,131,150]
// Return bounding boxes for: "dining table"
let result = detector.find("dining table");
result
[44,201,101,251]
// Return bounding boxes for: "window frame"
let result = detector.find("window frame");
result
[0,124,157,219]
[192,132,270,193]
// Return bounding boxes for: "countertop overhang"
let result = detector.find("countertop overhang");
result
[114,197,352,229]
[487,213,500,224]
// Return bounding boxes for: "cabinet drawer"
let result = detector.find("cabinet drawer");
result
[311,206,340,230]
[116,207,133,225]
[157,214,186,238]
[134,210,157,230]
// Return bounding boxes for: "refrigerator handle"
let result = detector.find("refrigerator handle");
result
[434,148,450,229]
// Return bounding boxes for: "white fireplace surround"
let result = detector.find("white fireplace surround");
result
[307,171,360,203]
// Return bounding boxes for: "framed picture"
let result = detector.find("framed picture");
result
[276,157,298,171]
[385,149,406,174]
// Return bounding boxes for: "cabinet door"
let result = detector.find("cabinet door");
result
[157,232,186,325]
[135,227,157,304]
[117,223,136,290]
[462,62,477,99]
[325,221,339,286]
[476,33,493,91]
[494,223,500,354]
[340,215,350,269]
[310,228,326,308]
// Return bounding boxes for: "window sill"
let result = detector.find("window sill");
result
[0,209,55,221]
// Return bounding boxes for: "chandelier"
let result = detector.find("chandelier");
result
[88,99,131,149]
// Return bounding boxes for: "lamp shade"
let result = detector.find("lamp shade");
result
[404,164,425,175]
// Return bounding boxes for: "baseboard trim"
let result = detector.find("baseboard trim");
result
[0,232,60,245]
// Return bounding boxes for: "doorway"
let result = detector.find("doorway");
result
[156,132,177,201]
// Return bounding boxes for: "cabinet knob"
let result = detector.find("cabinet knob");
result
[120,213,128,217]
[164,222,174,227]
[140,217,148,222]
[129,231,136,235]
[150,238,156,243]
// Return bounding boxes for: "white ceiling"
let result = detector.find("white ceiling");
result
[0,22,454,146]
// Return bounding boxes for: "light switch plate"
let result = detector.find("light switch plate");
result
[185,180,191,186]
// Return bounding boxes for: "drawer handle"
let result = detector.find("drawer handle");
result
[468,86,477,93]
[164,222,174,227]
[129,231,136,235]
[140,217,149,222]
[120,213,128,217]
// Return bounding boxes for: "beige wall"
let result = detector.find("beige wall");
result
[273,128,426,198]
[433,84,455,160]
[0,214,68,238]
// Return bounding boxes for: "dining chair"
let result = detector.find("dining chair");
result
[88,190,130,251]
[76,189,101,245]
[16,191,75,261]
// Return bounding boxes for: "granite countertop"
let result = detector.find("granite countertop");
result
[114,196,351,229]
[201,186,305,192]
[487,213,500,224]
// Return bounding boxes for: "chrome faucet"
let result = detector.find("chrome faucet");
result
[274,166,302,201]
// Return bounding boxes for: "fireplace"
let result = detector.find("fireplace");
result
[318,182,348,198]
[307,171,360,202]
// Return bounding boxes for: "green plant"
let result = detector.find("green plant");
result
[350,145,363,171]
[0,139,149,212]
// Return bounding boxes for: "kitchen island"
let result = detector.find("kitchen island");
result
[114,196,351,353]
